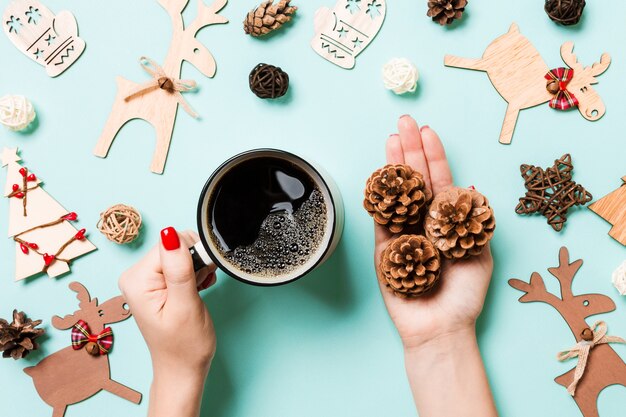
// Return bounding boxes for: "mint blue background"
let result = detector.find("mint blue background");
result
[1,0,625,416]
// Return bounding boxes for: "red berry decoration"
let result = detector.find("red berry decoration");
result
[28,242,38,250]
[75,229,86,241]
[14,192,25,199]
[12,184,19,192]
[20,243,29,254]
[27,174,36,182]
[62,212,77,221]
[19,168,27,177]
[43,254,55,266]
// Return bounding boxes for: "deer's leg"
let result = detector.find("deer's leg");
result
[102,379,142,404]
[573,395,599,417]
[94,99,135,158]
[500,104,521,144]
[150,109,176,174]
[443,55,486,71]
[52,405,67,417]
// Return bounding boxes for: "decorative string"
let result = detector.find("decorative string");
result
[97,204,142,244]
[382,58,419,95]
[0,95,36,131]
[557,321,625,395]
[124,57,199,118]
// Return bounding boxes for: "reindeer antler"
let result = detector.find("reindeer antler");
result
[509,272,561,306]
[187,0,228,35]
[589,52,611,77]
[547,247,582,300]
[69,281,93,309]
[560,42,580,70]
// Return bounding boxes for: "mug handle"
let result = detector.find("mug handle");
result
[189,241,215,272]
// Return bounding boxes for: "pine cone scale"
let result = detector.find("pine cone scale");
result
[244,0,297,37]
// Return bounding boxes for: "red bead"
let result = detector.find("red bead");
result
[43,253,55,266]
[468,185,476,190]
[12,184,19,192]
[14,192,24,199]
[20,243,29,254]
[28,242,39,250]
[19,167,27,177]
[62,212,78,221]
[27,173,36,182]
[75,229,86,240]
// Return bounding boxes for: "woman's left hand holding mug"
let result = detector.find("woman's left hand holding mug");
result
[119,227,217,417]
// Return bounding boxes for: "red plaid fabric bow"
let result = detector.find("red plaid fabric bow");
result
[545,67,579,110]
[71,320,113,355]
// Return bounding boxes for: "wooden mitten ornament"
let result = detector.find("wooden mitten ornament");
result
[2,148,96,281]
[24,282,141,417]
[444,23,611,145]
[2,0,85,77]
[509,247,626,417]
[311,0,386,69]
[589,176,626,246]
[94,0,229,174]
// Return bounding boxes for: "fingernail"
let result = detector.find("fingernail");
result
[389,133,398,138]
[400,114,411,119]
[160,227,180,251]
[420,125,430,133]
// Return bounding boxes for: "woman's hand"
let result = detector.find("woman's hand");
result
[374,115,493,351]
[119,227,216,417]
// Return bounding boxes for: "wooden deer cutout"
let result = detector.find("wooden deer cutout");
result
[444,23,611,145]
[509,247,626,417]
[94,0,228,174]
[24,282,141,417]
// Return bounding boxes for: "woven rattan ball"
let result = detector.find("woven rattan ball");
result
[97,204,142,244]
[249,63,289,99]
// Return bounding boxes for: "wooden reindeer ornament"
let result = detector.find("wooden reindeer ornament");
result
[24,282,141,417]
[94,0,228,174]
[509,247,626,417]
[444,23,611,145]
[589,176,626,246]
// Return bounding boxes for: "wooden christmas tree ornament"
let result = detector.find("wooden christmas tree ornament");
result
[444,23,611,145]
[589,176,626,246]
[509,247,626,417]
[2,0,85,77]
[94,0,229,174]
[311,0,386,69]
[24,282,141,417]
[2,148,96,281]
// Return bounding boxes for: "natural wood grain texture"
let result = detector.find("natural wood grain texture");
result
[94,0,228,174]
[311,0,386,69]
[509,247,626,417]
[24,282,141,417]
[2,0,85,77]
[589,176,626,246]
[444,23,611,145]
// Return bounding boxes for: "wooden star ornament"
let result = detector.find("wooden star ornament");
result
[515,154,592,231]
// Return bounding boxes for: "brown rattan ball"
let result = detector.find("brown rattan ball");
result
[379,235,441,298]
[249,63,289,99]
[545,0,585,26]
[97,204,142,244]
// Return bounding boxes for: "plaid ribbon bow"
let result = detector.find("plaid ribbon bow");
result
[545,67,579,110]
[71,320,113,355]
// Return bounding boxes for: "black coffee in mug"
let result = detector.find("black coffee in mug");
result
[208,156,328,277]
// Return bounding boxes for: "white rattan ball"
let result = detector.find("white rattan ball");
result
[0,95,36,131]
[612,260,626,296]
[382,58,419,95]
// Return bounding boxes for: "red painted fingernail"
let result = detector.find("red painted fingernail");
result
[420,125,430,132]
[160,227,180,251]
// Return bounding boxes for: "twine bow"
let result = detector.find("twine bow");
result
[71,320,114,356]
[124,56,199,118]
[545,67,579,110]
[556,321,625,396]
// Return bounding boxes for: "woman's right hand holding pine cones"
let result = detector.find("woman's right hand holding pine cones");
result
[373,115,497,417]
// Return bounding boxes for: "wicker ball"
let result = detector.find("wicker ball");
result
[97,204,142,244]
[249,63,289,99]
[545,0,585,26]
[0,95,36,131]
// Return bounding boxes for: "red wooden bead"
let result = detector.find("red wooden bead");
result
[28,242,39,249]
[12,184,19,192]
[20,243,29,254]
[14,192,24,199]
[43,253,55,266]
[27,173,36,182]
[62,212,78,221]
[19,167,27,177]
[75,229,86,240]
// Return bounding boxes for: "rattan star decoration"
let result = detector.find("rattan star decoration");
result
[515,154,592,231]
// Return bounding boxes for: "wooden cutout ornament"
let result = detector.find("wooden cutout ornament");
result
[2,0,85,77]
[589,176,626,246]
[94,0,229,174]
[2,148,96,281]
[444,23,611,145]
[311,0,386,69]
[509,247,626,417]
[24,282,141,417]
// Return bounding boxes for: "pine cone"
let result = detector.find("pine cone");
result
[244,0,297,37]
[0,310,44,360]
[379,235,441,297]
[424,187,495,259]
[364,164,432,233]
[427,0,468,25]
